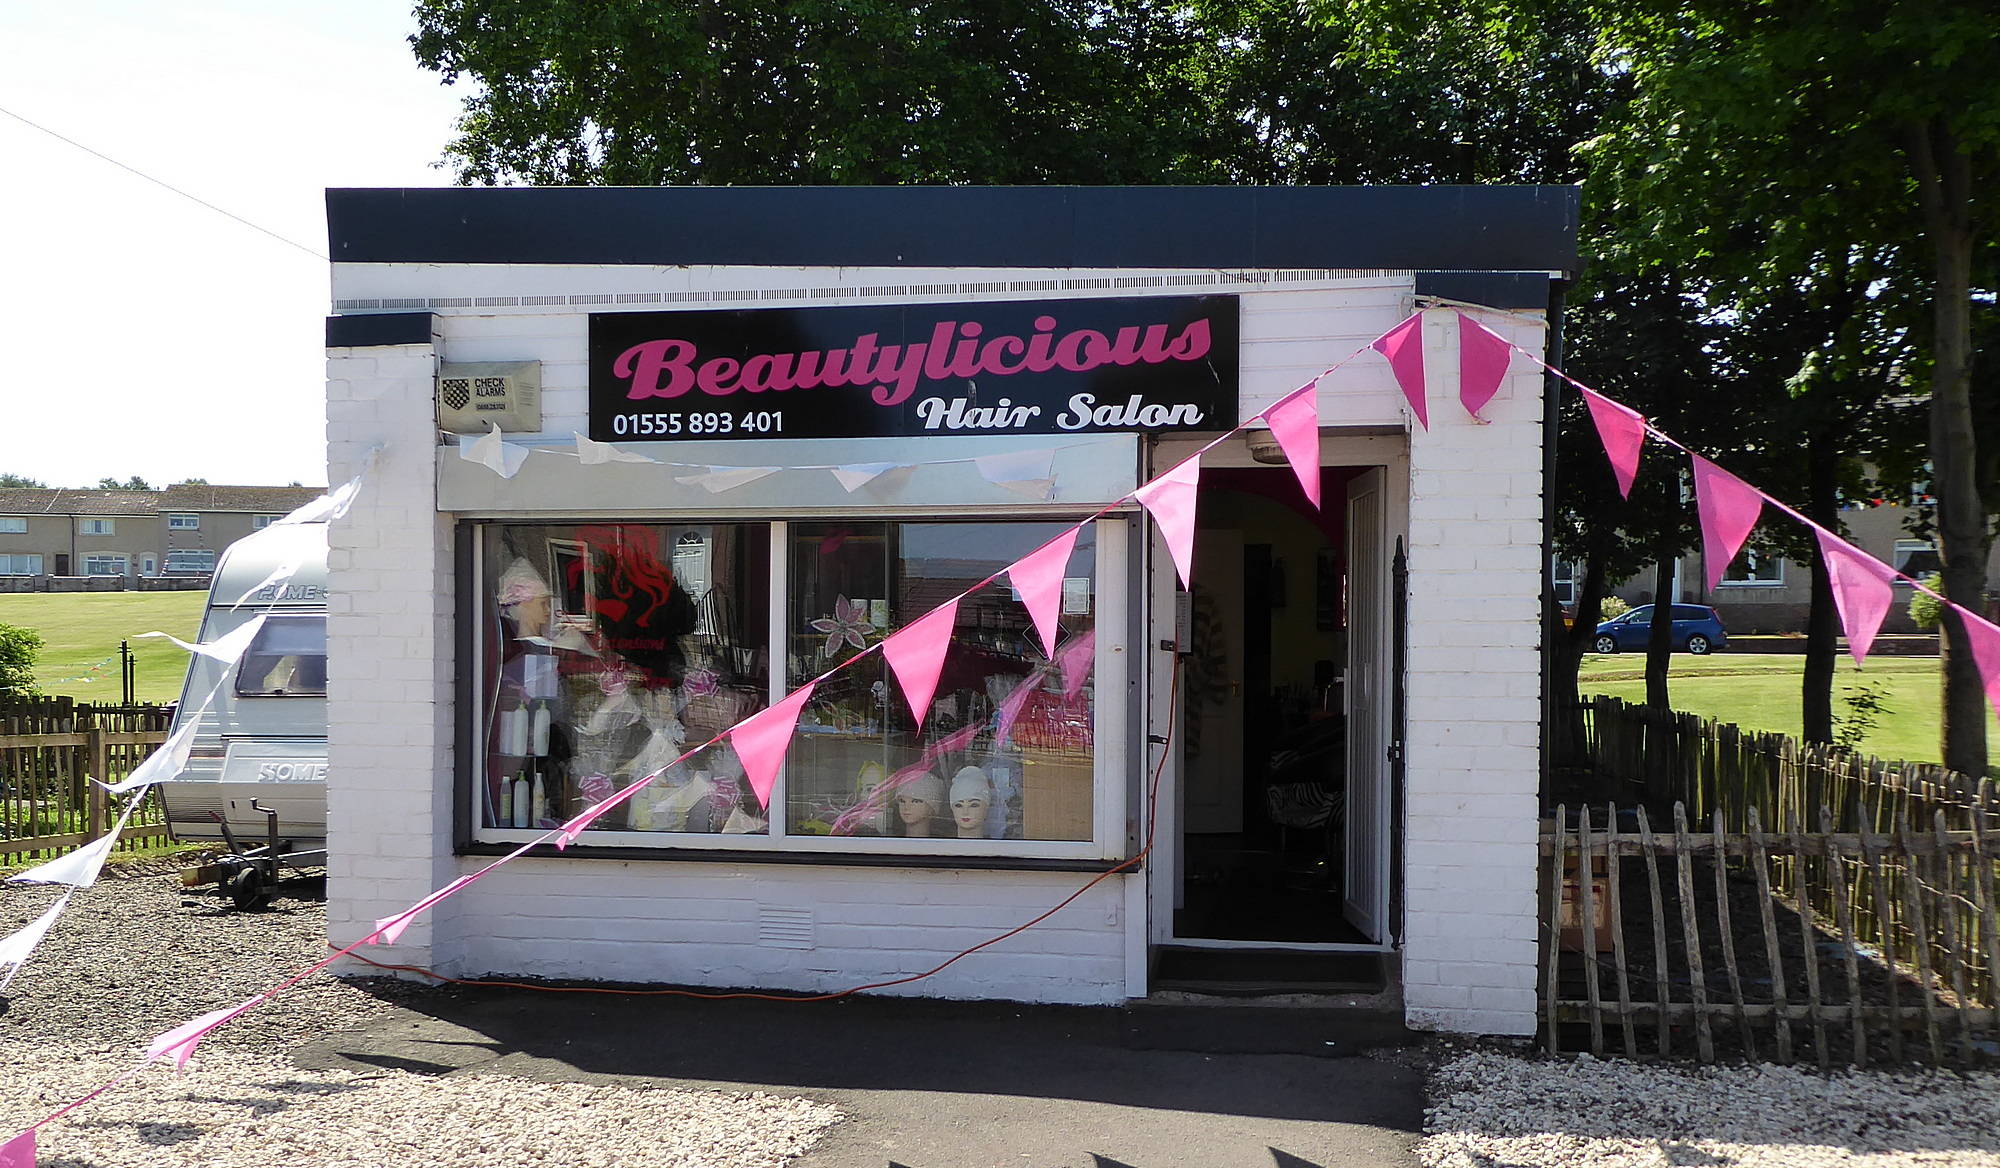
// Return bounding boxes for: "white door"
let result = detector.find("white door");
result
[1344,468,1389,940]
[1183,529,1243,833]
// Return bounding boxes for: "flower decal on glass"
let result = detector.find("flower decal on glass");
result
[683,667,720,698]
[811,595,874,658]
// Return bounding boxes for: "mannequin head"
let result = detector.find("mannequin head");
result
[894,773,946,837]
[949,766,993,839]
[855,760,891,835]
[498,559,554,640]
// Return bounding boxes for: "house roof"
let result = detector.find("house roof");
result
[0,485,326,518]
[0,489,159,517]
[160,484,325,513]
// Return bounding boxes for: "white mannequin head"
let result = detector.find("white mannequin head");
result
[895,773,946,837]
[949,766,993,838]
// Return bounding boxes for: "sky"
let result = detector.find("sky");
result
[0,1,464,490]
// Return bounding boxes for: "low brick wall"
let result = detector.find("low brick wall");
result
[0,575,209,594]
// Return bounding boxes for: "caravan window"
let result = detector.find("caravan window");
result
[235,613,328,697]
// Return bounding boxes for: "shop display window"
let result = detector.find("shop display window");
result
[785,522,1096,842]
[471,518,1112,856]
[478,523,773,836]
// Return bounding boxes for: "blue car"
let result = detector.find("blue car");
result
[1593,604,1728,655]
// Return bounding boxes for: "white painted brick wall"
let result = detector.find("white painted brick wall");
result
[324,264,1552,1026]
[1399,308,1546,1036]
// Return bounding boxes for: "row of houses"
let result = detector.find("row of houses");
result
[0,484,323,581]
[1566,495,2000,636]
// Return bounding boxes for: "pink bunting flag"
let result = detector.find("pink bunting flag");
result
[1692,455,1766,590]
[1009,528,1082,658]
[0,1128,32,1168]
[1457,312,1513,420]
[1580,387,1647,499]
[1371,313,1427,429]
[1264,383,1321,508]
[993,672,1041,747]
[1815,529,1899,664]
[1956,610,2000,723]
[145,999,255,1071]
[1135,455,1202,589]
[728,681,818,808]
[1058,631,1097,699]
[371,874,480,945]
[882,600,960,730]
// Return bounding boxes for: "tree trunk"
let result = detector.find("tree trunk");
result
[1910,119,1989,776]
[1646,549,1675,710]
[1802,433,1839,745]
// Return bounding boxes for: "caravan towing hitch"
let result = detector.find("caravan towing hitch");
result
[180,801,326,910]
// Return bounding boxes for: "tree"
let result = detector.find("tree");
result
[171,477,209,486]
[1585,0,2000,772]
[411,0,1230,185]
[96,476,153,491]
[0,621,40,698]
[0,473,46,488]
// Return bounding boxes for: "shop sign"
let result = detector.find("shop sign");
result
[588,295,1239,441]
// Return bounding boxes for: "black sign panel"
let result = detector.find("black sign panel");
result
[587,295,1238,441]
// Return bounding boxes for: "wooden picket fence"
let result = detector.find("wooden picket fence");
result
[0,695,174,862]
[1546,697,2000,1066]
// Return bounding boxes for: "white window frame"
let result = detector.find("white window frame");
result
[1891,539,1936,584]
[165,549,217,575]
[167,513,200,530]
[467,515,1131,862]
[0,517,25,534]
[252,514,280,530]
[79,518,115,536]
[1718,550,1785,587]
[82,555,129,576]
[0,554,42,575]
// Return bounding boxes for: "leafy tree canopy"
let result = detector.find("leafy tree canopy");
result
[0,474,46,488]
[96,476,153,491]
[0,622,41,698]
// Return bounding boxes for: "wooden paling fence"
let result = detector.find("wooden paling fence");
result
[1549,697,2000,1065]
[0,695,174,862]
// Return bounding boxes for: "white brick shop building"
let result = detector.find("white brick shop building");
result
[323,186,1576,1035]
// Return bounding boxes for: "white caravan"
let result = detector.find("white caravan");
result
[162,520,328,873]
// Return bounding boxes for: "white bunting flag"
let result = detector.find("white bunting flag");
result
[139,613,267,666]
[463,423,531,479]
[0,894,72,992]
[99,717,201,794]
[973,448,1057,499]
[830,462,912,493]
[276,454,373,526]
[675,466,781,493]
[573,433,658,465]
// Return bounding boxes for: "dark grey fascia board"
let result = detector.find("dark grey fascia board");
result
[325,311,436,348]
[1414,271,1552,310]
[326,185,1579,275]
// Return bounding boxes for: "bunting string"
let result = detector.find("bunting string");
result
[35,302,1981,1154]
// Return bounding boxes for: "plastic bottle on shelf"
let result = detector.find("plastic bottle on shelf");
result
[497,775,513,824]
[511,771,530,828]
[529,700,552,756]
[530,771,548,825]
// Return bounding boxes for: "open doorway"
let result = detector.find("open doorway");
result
[1173,464,1389,947]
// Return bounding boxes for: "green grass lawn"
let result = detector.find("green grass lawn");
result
[1579,651,2000,770]
[0,591,205,704]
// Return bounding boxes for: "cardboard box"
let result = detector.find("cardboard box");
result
[1019,747,1092,841]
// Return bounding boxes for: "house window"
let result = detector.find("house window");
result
[1892,539,1939,582]
[1551,559,1577,608]
[472,518,1115,858]
[0,517,25,534]
[165,549,216,575]
[79,518,114,535]
[83,555,129,576]
[0,554,42,575]
[168,514,200,530]
[1720,552,1784,586]
[253,514,280,530]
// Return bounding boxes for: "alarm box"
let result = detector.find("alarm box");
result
[437,361,542,433]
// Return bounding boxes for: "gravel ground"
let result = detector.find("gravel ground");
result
[1421,1049,2000,1167]
[0,868,843,1167]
